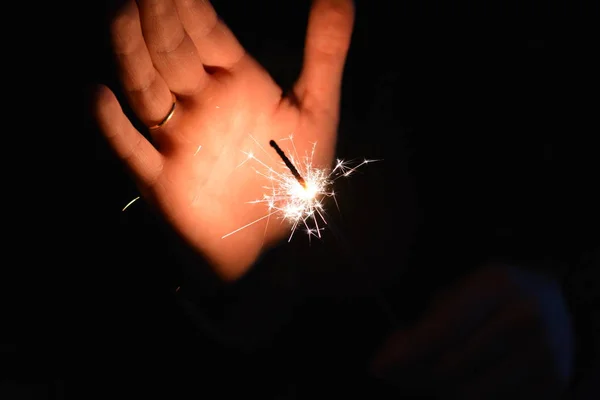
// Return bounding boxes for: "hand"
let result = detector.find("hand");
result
[94,0,354,280]
[370,264,574,399]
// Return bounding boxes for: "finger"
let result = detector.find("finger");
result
[295,0,355,125]
[95,85,164,187]
[434,299,541,379]
[371,266,519,373]
[173,0,245,69]
[111,0,174,126]
[138,0,209,95]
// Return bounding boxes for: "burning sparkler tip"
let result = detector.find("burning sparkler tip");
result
[224,135,376,241]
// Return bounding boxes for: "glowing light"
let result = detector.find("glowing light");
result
[222,135,379,241]
[122,196,140,211]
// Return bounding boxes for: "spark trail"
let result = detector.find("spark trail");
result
[222,135,379,241]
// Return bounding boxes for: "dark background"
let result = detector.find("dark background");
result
[4,0,600,398]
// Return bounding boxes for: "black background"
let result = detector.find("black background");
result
[3,0,600,398]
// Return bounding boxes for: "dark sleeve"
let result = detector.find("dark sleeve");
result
[166,226,303,351]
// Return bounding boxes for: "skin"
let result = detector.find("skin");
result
[94,0,355,280]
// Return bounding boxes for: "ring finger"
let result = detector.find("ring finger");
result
[111,0,174,127]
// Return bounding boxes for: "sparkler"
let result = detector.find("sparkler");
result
[222,135,378,241]
[222,136,397,326]
[119,136,396,326]
[120,134,378,243]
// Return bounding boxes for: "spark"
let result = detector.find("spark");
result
[222,135,379,241]
[194,145,202,156]
[122,196,140,212]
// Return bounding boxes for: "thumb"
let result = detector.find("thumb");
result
[295,0,354,124]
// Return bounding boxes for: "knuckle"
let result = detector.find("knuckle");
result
[311,1,354,57]
[110,13,140,54]
[110,3,136,39]
[321,0,355,21]
[190,15,219,38]
[153,30,187,55]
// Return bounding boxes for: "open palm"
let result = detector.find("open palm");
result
[95,0,354,280]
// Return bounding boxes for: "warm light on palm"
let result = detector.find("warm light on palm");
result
[95,0,354,280]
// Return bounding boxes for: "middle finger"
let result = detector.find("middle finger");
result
[138,0,209,96]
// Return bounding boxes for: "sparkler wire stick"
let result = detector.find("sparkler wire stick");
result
[270,139,307,188]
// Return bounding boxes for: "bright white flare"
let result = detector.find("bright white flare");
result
[222,135,378,241]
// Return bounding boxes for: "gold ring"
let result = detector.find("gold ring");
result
[149,93,177,130]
